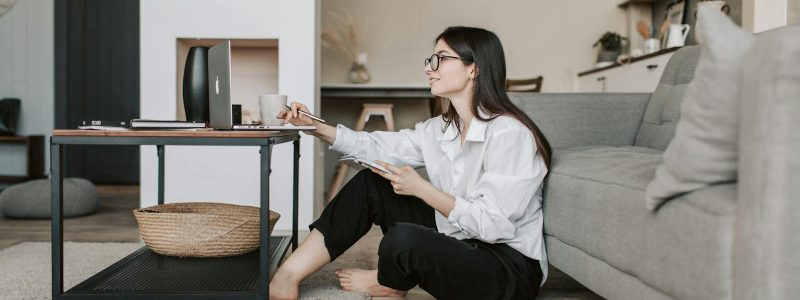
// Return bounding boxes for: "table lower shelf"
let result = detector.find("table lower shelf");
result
[65,236,291,297]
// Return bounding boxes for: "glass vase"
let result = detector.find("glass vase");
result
[348,63,371,84]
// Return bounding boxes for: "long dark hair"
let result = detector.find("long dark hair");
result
[435,26,552,168]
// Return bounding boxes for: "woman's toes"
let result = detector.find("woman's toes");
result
[339,281,353,291]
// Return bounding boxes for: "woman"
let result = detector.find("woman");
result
[270,26,551,300]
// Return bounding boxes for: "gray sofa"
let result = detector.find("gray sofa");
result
[509,38,798,299]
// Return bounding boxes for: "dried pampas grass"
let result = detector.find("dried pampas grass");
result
[321,11,366,63]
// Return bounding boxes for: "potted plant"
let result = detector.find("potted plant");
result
[593,31,627,65]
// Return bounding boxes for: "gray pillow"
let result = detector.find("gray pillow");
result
[645,7,754,210]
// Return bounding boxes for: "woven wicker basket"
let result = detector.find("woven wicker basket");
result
[133,202,280,258]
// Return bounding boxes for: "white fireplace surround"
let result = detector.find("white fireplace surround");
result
[140,0,319,231]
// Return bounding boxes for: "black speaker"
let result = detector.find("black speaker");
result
[183,47,210,123]
[232,104,242,125]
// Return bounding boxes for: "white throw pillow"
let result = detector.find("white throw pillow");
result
[645,7,754,210]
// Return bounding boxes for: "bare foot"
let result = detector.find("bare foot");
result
[335,268,407,297]
[269,272,299,300]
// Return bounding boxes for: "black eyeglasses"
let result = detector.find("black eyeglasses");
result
[424,53,472,71]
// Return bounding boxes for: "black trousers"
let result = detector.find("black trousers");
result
[310,170,542,300]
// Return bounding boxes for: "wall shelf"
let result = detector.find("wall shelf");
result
[0,135,44,183]
[617,0,658,8]
[176,38,279,123]
[578,46,680,76]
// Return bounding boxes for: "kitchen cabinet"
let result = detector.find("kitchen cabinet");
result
[577,47,677,93]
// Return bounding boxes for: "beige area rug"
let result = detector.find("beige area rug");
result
[0,242,143,300]
[0,228,418,300]
[300,226,435,300]
[0,230,598,300]
[0,239,374,300]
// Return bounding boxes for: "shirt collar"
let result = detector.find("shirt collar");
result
[437,107,493,143]
[465,108,491,142]
[438,122,458,142]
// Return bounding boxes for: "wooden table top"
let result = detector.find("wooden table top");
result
[53,129,299,138]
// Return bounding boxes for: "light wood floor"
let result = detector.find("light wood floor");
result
[0,185,142,250]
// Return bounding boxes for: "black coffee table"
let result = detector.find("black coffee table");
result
[50,130,301,299]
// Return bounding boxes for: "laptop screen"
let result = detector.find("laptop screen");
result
[208,40,233,130]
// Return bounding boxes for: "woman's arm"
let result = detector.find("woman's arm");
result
[281,101,427,167]
[444,128,546,243]
[376,126,546,243]
[372,163,456,217]
[279,101,336,145]
[416,180,456,217]
[307,121,336,145]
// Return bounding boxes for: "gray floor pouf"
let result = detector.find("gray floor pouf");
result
[0,178,98,219]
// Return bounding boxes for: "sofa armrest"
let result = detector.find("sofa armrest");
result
[509,92,651,150]
[733,40,800,299]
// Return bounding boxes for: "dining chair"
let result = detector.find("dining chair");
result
[506,76,543,92]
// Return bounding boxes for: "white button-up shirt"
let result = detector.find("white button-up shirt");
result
[330,111,548,284]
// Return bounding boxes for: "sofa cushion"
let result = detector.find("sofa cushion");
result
[544,146,663,277]
[634,46,700,151]
[545,147,736,299]
[639,183,736,300]
[645,7,754,210]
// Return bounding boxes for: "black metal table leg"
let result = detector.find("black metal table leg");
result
[49,133,299,299]
[157,145,165,205]
[50,142,64,299]
[293,139,299,250]
[259,142,273,297]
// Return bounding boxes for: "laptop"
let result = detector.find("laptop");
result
[207,40,315,131]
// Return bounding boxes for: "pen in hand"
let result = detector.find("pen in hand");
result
[285,105,326,123]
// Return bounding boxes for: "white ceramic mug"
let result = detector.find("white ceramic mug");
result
[644,38,661,54]
[258,94,287,126]
[666,24,691,48]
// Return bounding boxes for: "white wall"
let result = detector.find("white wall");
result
[321,0,627,92]
[744,0,790,32]
[0,0,53,173]
[140,0,319,231]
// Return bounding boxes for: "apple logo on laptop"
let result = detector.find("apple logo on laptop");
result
[215,76,220,95]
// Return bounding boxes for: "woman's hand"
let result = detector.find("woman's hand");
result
[277,101,337,144]
[372,160,432,197]
[374,160,456,216]
[277,101,315,126]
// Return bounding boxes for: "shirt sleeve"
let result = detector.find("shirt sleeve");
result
[446,127,547,243]
[329,122,426,168]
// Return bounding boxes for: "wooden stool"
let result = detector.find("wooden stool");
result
[327,104,395,202]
